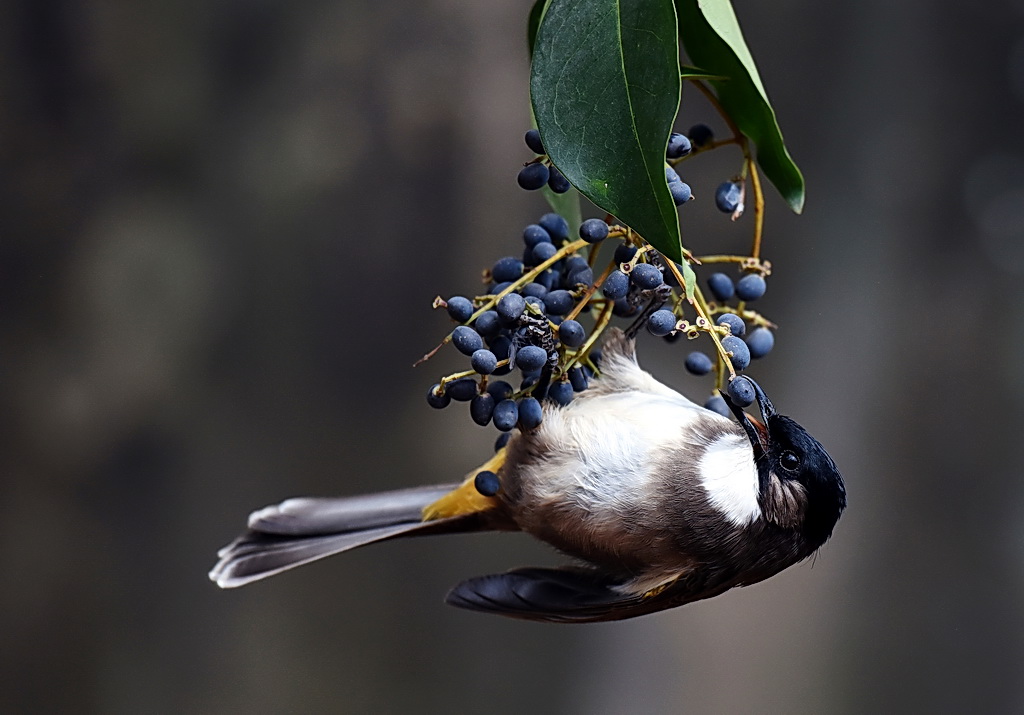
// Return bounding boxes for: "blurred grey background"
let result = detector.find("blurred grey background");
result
[3,0,1023,712]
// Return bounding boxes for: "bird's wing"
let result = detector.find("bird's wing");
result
[445,566,729,623]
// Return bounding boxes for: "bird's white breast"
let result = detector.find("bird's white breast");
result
[697,433,761,526]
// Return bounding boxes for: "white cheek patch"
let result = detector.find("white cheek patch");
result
[698,434,761,526]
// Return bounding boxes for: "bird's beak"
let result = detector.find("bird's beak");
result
[722,378,776,459]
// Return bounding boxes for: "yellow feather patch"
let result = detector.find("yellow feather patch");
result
[422,448,507,521]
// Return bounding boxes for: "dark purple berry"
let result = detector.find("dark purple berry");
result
[471,349,498,374]
[715,181,742,213]
[716,313,745,337]
[548,381,574,406]
[492,399,519,431]
[538,213,569,241]
[704,394,730,417]
[566,266,593,288]
[579,218,609,243]
[735,274,766,301]
[494,432,511,451]
[531,241,558,264]
[670,181,692,206]
[523,224,552,247]
[446,296,474,322]
[614,243,637,265]
[426,384,450,409]
[517,396,544,429]
[685,351,713,375]
[475,310,501,338]
[452,325,483,355]
[558,319,586,347]
[492,256,524,283]
[489,281,512,295]
[496,293,526,324]
[487,335,513,361]
[518,163,549,190]
[524,129,545,155]
[707,272,734,302]
[515,345,548,372]
[568,366,588,392]
[667,132,692,159]
[475,470,501,496]
[521,282,548,300]
[630,263,663,290]
[547,166,571,193]
[647,309,677,337]
[688,123,714,147]
[727,376,756,408]
[745,327,775,359]
[446,377,479,402]
[721,335,750,371]
[544,289,574,316]
[470,393,496,425]
[602,270,629,300]
[613,298,640,317]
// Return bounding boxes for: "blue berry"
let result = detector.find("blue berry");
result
[492,256,524,283]
[685,351,713,375]
[452,325,483,355]
[471,348,498,374]
[475,310,501,338]
[539,213,569,241]
[704,394,731,417]
[566,266,593,288]
[721,335,750,371]
[666,166,682,184]
[559,319,586,347]
[518,163,549,190]
[630,263,663,290]
[426,383,450,409]
[487,336,513,369]
[579,218,609,243]
[688,123,714,147]
[568,366,589,392]
[745,327,775,359]
[735,274,766,301]
[613,298,639,317]
[544,289,574,316]
[647,309,677,336]
[474,470,501,496]
[489,281,513,295]
[494,432,511,451]
[614,243,638,265]
[547,166,571,193]
[707,272,734,302]
[670,180,692,206]
[446,377,479,402]
[525,129,545,155]
[548,381,574,406]
[487,380,514,402]
[716,313,745,337]
[446,296,474,322]
[535,268,558,291]
[514,345,548,372]
[602,270,629,300]
[667,132,692,159]
[517,396,544,429]
[531,241,558,264]
[727,376,756,408]
[521,282,548,300]
[715,181,742,213]
[523,224,552,247]
[492,399,519,432]
[496,293,526,324]
[524,295,544,311]
[470,393,496,425]
[564,255,589,274]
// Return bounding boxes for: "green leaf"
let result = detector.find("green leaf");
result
[531,0,684,262]
[676,0,805,213]
[680,261,696,302]
[680,64,726,81]
[527,0,548,56]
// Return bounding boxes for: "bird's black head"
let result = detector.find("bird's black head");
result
[724,379,847,546]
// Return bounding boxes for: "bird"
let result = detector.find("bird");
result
[209,328,846,623]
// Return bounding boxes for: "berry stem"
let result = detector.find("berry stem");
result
[662,257,738,380]
[747,158,765,259]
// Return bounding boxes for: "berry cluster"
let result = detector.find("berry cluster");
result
[424,125,778,451]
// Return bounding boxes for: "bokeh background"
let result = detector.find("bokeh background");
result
[3,0,1024,712]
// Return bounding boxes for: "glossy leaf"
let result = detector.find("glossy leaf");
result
[676,0,805,213]
[527,0,547,56]
[531,0,684,262]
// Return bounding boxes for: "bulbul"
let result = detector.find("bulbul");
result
[210,329,846,623]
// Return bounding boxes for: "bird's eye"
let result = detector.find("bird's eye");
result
[780,451,800,471]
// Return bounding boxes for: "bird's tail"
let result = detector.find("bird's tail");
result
[209,483,493,588]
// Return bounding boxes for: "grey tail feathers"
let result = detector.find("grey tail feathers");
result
[209,483,481,588]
